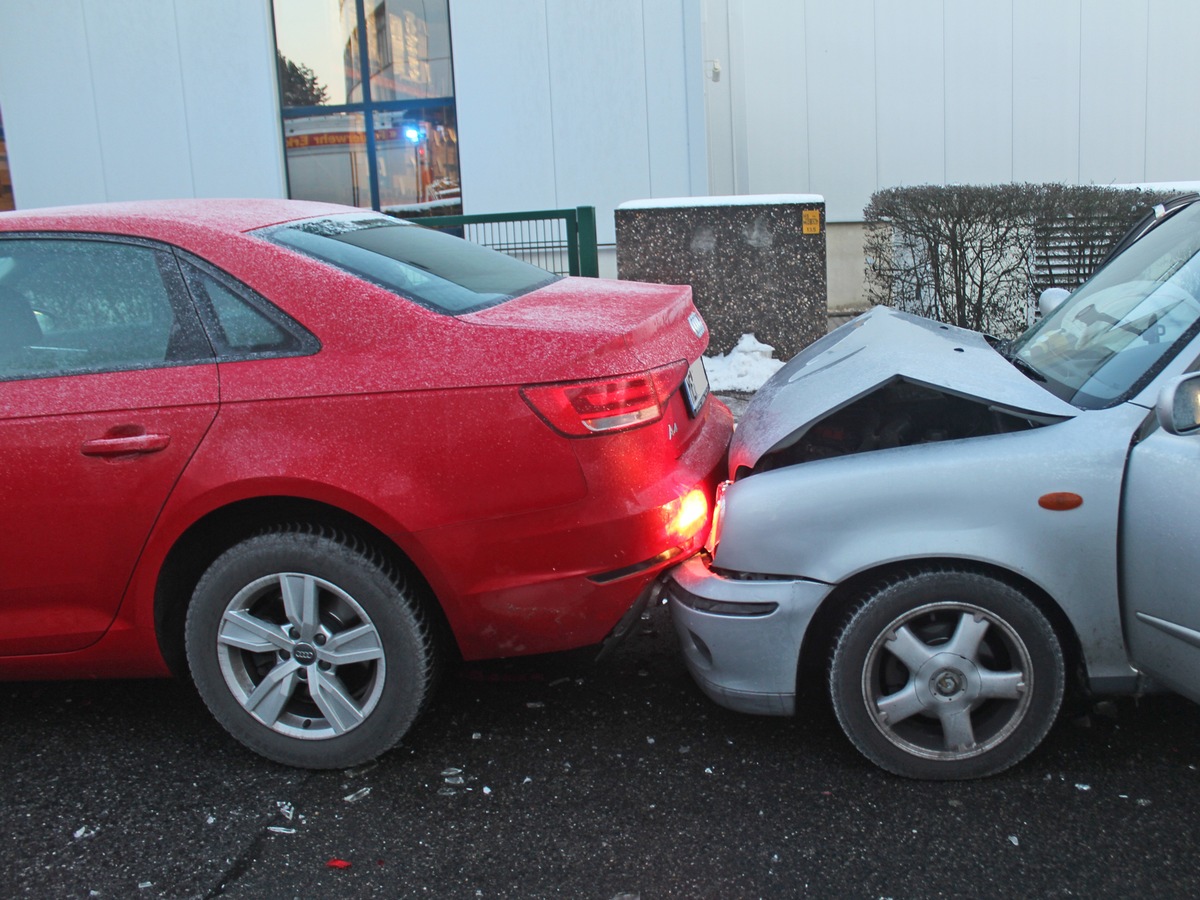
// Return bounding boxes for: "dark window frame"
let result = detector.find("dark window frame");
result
[272,0,458,212]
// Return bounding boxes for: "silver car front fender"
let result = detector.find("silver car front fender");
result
[713,403,1151,685]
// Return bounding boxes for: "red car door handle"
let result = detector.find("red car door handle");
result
[81,432,172,457]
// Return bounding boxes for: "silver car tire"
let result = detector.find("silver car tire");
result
[185,527,435,769]
[829,569,1064,780]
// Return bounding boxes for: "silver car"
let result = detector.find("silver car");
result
[667,195,1200,779]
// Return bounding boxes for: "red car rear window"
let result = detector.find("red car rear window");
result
[259,214,559,314]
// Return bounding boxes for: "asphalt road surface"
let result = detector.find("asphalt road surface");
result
[4,602,1199,899]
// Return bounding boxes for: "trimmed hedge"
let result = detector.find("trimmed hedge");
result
[863,184,1181,337]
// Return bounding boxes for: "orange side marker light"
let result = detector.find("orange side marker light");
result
[1038,492,1083,511]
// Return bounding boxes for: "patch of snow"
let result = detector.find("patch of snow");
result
[619,194,824,210]
[704,334,785,392]
[1111,181,1200,195]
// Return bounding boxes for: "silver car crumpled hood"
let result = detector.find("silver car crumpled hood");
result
[729,306,1081,472]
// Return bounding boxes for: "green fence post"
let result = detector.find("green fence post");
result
[576,206,599,277]
[565,208,581,276]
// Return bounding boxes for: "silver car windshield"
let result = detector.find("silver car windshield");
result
[1010,201,1200,409]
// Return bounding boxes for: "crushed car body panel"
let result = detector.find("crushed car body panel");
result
[729,307,1081,472]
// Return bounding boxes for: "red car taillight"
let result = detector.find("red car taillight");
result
[521,360,689,436]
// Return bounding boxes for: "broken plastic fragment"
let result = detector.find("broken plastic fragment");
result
[1075,784,1092,792]
[276,801,295,820]
[441,767,462,777]
[267,826,296,834]
[483,786,492,795]
[1008,835,1019,846]
[344,787,372,803]
[327,859,352,870]
[73,825,98,840]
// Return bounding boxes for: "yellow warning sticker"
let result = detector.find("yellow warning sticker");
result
[802,209,821,235]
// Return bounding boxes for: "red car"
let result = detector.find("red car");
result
[0,199,731,768]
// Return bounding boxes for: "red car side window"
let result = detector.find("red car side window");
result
[0,237,210,381]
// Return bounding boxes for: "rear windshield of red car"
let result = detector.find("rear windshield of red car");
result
[259,214,560,314]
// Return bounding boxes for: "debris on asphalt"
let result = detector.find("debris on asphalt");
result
[343,787,372,802]
[327,859,352,870]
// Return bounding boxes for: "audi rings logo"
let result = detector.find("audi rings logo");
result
[293,644,318,665]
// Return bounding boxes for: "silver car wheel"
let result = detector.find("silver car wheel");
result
[217,572,387,740]
[187,528,435,768]
[862,601,1032,761]
[829,569,1064,779]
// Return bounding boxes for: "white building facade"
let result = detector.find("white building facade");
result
[0,0,1196,304]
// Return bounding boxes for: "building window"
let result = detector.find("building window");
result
[272,0,461,216]
[0,105,14,211]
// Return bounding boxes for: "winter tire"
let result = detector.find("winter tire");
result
[185,527,434,769]
[829,569,1064,780]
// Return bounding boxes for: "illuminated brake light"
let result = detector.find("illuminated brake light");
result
[522,360,689,436]
[665,488,710,542]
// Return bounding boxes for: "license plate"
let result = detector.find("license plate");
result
[682,357,710,417]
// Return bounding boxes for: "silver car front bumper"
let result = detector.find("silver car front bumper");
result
[665,554,832,716]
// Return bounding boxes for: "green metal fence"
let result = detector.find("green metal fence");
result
[415,206,600,277]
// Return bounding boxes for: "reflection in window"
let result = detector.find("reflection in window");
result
[283,112,371,206]
[0,105,13,211]
[272,0,461,216]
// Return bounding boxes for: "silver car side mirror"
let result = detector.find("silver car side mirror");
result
[1038,287,1071,318]
[1156,372,1200,435]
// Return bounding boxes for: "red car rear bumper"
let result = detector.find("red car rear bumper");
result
[414,398,733,660]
